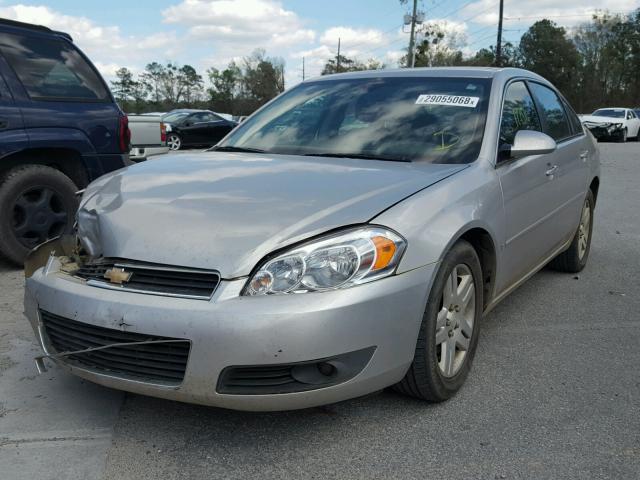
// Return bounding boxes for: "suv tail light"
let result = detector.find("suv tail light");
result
[160,122,167,144]
[118,115,131,153]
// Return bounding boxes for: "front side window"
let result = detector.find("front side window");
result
[191,112,217,123]
[219,76,492,164]
[0,32,108,101]
[528,83,572,141]
[499,81,541,146]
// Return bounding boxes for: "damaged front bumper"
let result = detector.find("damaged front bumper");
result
[24,247,435,411]
[582,121,624,140]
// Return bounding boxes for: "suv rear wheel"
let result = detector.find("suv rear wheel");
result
[0,165,78,265]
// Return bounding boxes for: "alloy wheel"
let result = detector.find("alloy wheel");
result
[12,186,68,248]
[578,199,591,260]
[168,134,181,150]
[435,264,476,377]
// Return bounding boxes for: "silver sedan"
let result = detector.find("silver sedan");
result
[24,67,600,411]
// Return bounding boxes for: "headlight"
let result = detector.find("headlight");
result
[244,227,406,296]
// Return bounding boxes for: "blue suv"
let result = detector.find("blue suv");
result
[0,19,130,264]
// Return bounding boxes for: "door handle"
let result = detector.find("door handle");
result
[0,120,7,129]
[545,164,558,177]
[579,150,589,161]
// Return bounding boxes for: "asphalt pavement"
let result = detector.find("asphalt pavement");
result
[1,143,639,479]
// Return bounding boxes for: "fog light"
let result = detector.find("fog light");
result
[317,362,336,377]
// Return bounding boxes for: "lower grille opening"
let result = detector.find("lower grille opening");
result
[40,310,190,385]
[217,347,376,395]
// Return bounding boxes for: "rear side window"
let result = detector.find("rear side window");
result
[0,32,109,101]
[562,100,583,135]
[499,81,541,146]
[528,83,572,141]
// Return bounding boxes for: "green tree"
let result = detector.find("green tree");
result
[462,42,519,67]
[110,67,137,104]
[140,62,164,104]
[242,49,285,105]
[207,62,242,114]
[321,55,384,75]
[519,20,580,102]
[178,64,204,104]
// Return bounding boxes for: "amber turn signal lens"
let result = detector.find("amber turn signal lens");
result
[371,236,397,271]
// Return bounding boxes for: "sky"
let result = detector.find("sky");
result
[0,0,637,88]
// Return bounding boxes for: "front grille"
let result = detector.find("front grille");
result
[40,310,190,384]
[74,259,220,299]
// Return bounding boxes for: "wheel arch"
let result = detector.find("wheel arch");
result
[0,148,89,188]
[589,176,600,207]
[440,224,498,310]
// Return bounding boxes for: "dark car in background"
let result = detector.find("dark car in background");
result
[0,19,131,264]
[163,109,237,150]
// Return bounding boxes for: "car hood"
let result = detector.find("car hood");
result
[580,115,625,125]
[80,152,466,277]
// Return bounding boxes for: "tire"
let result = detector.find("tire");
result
[167,133,182,151]
[618,129,628,143]
[0,165,78,265]
[394,240,483,402]
[549,190,594,273]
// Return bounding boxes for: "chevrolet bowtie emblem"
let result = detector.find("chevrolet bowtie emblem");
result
[104,267,132,284]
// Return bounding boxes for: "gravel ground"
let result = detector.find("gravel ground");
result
[1,143,639,479]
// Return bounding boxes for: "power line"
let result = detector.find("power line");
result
[504,11,628,21]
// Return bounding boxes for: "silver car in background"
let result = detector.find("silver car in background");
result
[24,68,600,411]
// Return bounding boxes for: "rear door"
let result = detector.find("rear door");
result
[0,59,27,157]
[527,82,588,245]
[496,80,564,287]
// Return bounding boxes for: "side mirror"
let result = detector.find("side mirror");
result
[510,130,557,159]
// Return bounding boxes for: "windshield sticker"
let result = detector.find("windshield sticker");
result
[416,94,479,108]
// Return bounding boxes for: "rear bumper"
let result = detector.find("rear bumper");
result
[130,146,169,162]
[24,262,437,411]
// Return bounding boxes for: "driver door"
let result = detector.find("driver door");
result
[496,81,564,290]
[180,112,212,144]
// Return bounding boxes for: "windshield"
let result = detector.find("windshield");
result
[218,76,492,163]
[163,112,190,123]
[593,109,625,118]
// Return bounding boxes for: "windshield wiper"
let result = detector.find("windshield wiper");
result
[210,145,267,153]
[303,152,411,163]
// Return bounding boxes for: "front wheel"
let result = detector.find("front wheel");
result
[167,133,182,151]
[394,240,483,402]
[617,129,628,143]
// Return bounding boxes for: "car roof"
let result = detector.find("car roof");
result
[165,109,212,114]
[0,18,72,41]
[306,67,546,83]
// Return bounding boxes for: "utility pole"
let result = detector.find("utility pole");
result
[336,37,341,73]
[496,0,504,66]
[302,56,305,80]
[408,0,418,68]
